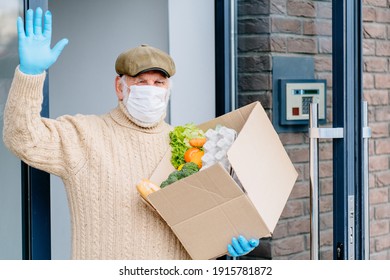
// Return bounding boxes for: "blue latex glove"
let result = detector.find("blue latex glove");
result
[17,7,68,75]
[227,235,259,257]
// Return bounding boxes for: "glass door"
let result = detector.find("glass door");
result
[230,0,377,259]
[0,0,23,260]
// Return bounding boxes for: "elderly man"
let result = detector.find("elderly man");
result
[3,7,259,259]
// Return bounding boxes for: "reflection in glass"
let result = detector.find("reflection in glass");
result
[0,0,23,260]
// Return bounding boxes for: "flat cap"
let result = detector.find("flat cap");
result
[115,44,176,77]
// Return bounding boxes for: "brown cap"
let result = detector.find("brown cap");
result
[115,44,176,77]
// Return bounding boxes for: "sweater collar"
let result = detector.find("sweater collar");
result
[109,102,170,133]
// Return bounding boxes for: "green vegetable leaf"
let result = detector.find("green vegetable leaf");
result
[169,123,204,169]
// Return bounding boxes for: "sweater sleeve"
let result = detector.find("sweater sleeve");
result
[3,67,88,179]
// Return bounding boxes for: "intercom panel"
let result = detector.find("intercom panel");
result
[279,79,326,126]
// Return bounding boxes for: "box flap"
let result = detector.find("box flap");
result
[197,102,256,133]
[171,194,270,259]
[148,163,270,259]
[148,163,244,226]
[227,102,298,232]
[149,148,176,185]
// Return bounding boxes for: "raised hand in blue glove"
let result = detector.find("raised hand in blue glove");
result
[227,235,259,257]
[17,7,68,75]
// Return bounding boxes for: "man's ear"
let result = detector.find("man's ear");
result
[115,76,124,100]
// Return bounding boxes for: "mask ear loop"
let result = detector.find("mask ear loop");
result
[120,76,130,103]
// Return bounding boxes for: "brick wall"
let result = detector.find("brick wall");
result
[363,0,390,260]
[237,0,390,260]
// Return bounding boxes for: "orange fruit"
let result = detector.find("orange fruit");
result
[191,150,204,168]
[184,147,200,162]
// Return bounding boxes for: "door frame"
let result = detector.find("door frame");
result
[332,0,365,260]
[21,0,51,260]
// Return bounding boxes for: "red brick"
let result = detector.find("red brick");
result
[287,37,317,54]
[320,179,333,195]
[278,132,304,145]
[287,251,310,260]
[388,25,390,39]
[238,73,271,91]
[370,250,390,259]
[272,235,306,256]
[376,8,390,23]
[289,182,309,199]
[376,41,390,56]
[370,172,376,188]
[363,0,388,8]
[316,72,332,89]
[319,143,333,160]
[368,140,375,156]
[286,147,309,163]
[272,221,288,239]
[238,18,270,35]
[369,122,389,138]
[319,37,332,54]
[369,155,389,171]
[270,35,287,52]
[319,195,332,213]
[364,89,389,105]
[303,198,310,215]
[272,17,301,33]
[326,108,333,123]
[303,20,332,36]
[370,220,389,237]
[363,40,376,55]
[363,6,376,22]
[375,74,390,89]
[271,0,287,15]
[287,1,315,18]
[364,57,388,72]
[280,200,305,219]
[375,139,390,154]
[376,236,390,251]
[238,35,270,52]
[319,212,333,229]
[238,0,269,15]
[294,164,305,182]
[369,186,389,203]
[302,163,310,181]
[315,56,332,72]
[363,23,387,39]
[320,229,332,247]
[376,171,390,187]
[238,55,272,72]
[317,2,332,19]
[287,218,309,235]
[375,204,390,219]
[326,89,333,106]
[363,73,375,88]
[319,160,332,178]
[320,248,333,260]
[375,107,390,121]
[368,106,376,122]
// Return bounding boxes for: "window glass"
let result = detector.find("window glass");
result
[0,0,23,260]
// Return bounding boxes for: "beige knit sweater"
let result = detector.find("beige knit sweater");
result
[3,67,191,260]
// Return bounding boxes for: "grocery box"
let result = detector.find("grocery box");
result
[148,101,298,260]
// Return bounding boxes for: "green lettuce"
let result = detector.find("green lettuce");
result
[169,123,204,168]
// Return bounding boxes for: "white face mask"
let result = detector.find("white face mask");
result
[122,84,169,125]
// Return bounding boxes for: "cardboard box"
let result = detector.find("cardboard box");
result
[148,101,298,260]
